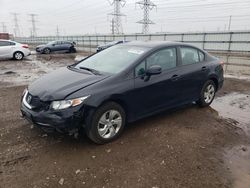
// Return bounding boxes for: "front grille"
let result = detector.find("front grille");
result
[26,92,50,111]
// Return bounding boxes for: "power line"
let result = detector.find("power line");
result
[136,0,156,34]
[28,13,38,37]
[108,0,126,34]
[11,13,20,37]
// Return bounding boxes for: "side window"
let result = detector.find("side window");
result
[146,48,177,71]
[0,41,14,46]
[180,47,199,65]
[135,61,146,77]
[199,51,205,62]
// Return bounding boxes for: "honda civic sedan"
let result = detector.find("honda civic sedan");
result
[20,41,224,144]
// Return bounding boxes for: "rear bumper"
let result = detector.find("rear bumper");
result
[23,49,31,57]
[20,102,84,133]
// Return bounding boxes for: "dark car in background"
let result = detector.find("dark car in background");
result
[36,41,76,54]
[21,41,224,144]
[96,40,127,52]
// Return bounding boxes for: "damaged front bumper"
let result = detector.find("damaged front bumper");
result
[20,101,84,134]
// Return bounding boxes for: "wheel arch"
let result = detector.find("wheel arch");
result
[13,51,24,58]
[208,75,219,91]
[88,95,129,122]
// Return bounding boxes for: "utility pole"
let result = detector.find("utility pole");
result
[136,0,156,34]
[228,15,232,31]
[11,13,20,37]
[28,13,38,37]
[108,0,126,34]
[1,22,7,33]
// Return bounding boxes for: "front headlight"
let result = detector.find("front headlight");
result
[50,96,90,110]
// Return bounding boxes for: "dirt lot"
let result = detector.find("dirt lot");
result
[0,53,250,188]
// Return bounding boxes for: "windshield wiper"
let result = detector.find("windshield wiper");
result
[79,66,101,75]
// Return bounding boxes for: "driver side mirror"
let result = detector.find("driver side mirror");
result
[144,65,162,81]
[146,65,162,76]
[52,44,56,46]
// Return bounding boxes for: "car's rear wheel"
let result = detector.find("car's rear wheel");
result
[13,51,24,60]
[85,102,126,144]
[198,80,216,107]
[43,48,51,54]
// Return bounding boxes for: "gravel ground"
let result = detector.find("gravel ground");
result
[0,53,250,188]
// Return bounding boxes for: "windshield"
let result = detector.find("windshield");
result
[75,45,148,74]
[47,41,56,45]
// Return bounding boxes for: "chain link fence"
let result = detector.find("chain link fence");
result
[15,31,250,53]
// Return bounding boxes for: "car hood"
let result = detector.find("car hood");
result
[28,67,110,101]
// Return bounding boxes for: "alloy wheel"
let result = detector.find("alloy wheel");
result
[15,52,23,60]
[97,110,122,139]
[204,84,215,103]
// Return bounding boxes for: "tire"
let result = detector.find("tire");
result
[198,80,216,107]
[43,48,51,54]
[85,102,126,144]
[13,51,24,60]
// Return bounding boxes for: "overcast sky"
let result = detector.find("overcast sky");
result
[0,0,249,36]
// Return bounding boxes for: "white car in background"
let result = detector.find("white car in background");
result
[0,39,31,60]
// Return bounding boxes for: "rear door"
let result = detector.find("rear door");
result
[177,46,208,102]
[131,47,183,117]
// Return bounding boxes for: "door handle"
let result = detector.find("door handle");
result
[201,66,207,71]
[171,74,180,81]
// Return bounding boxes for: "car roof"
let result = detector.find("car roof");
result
[122,41,196,49]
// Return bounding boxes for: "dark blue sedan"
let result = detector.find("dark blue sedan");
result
[21,41,224,144]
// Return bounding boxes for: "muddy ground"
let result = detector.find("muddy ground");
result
[0,53,250,188]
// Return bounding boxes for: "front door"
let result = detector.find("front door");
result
[131,47,183,118]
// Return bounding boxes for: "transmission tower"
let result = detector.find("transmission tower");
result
[56,25,60,37]
[1,22,7,33]
[136,0,156,34]
[108,0,126,34]
[11,13,20,37]
[28,14,38,37]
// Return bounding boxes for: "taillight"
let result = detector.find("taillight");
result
[22,44,29,49]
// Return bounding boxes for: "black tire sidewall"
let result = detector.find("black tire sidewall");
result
[199,80,216,107]
[86,102,126,144]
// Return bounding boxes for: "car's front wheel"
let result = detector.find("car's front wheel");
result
[85,102,126,144]
[198,80,216,107]
[13,51,24,60]
[43,48,51,54]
